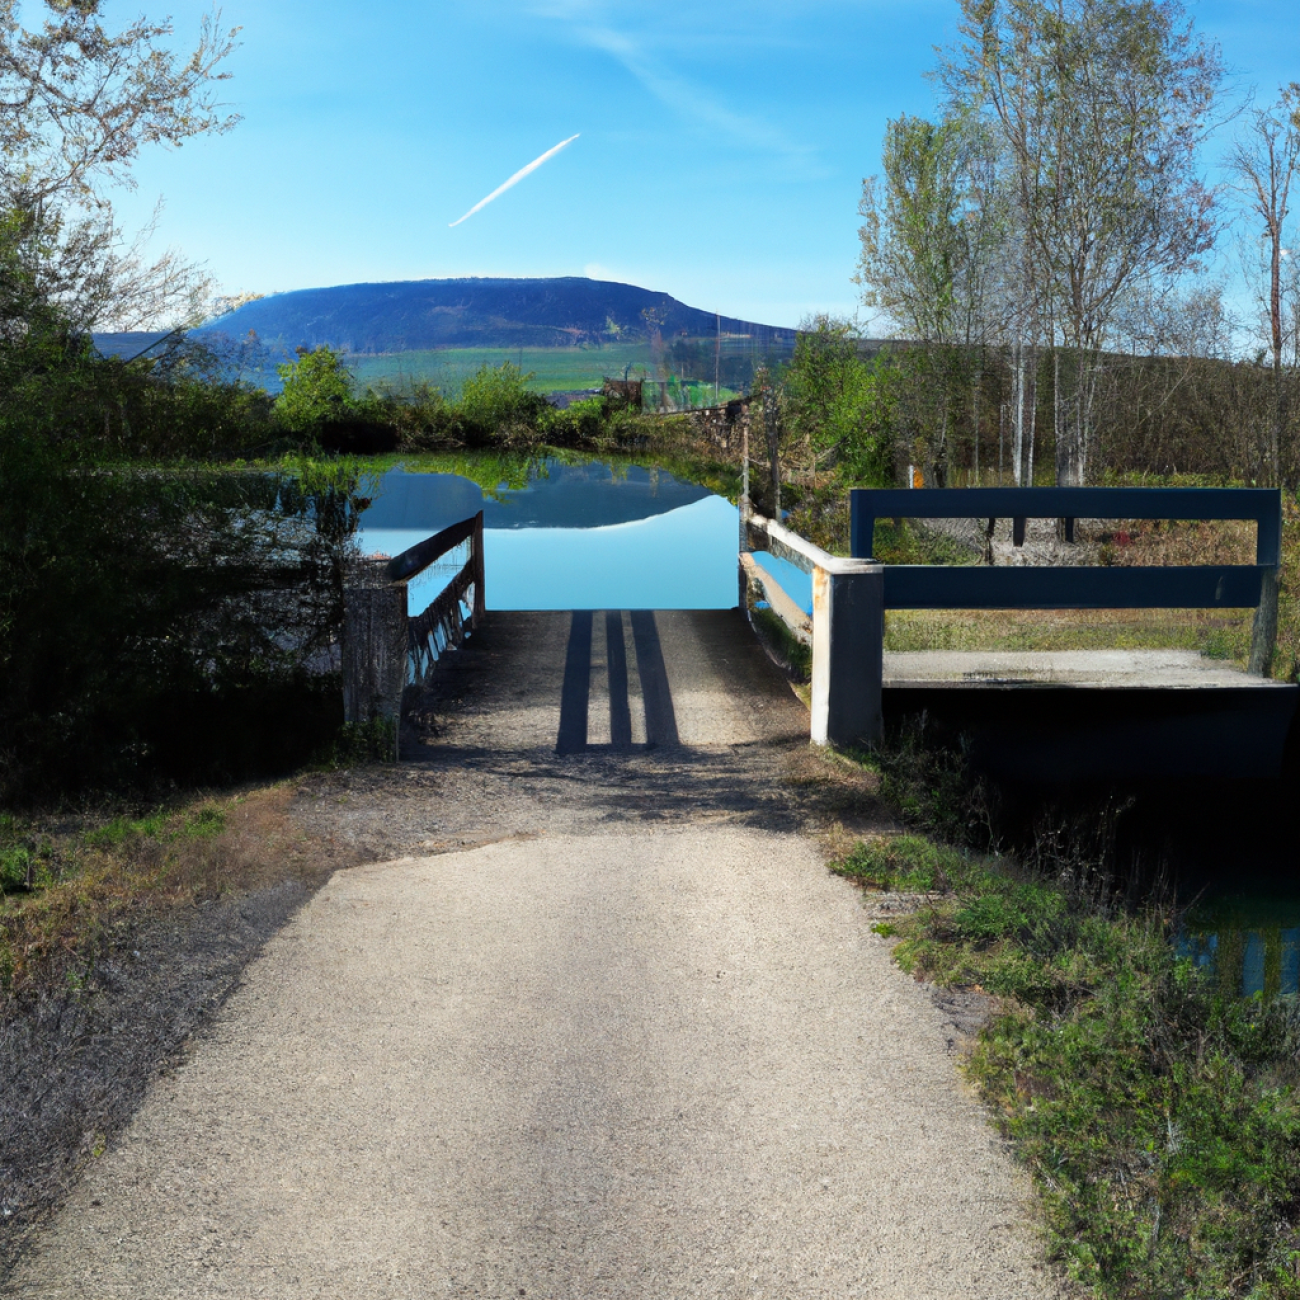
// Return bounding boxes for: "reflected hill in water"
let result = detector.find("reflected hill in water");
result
[360,462,713,533]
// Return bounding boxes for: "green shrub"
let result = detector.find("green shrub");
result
[275,346,358,432]
[457,362,549,443]
[541,394,610,445]
[0,845,31,892]
[0,448,365,803]
[321,717,398,766]
[845,824,1300,1298]
[872,715,989,845]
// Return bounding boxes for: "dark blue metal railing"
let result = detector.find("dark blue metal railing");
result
[849,487,1282,611]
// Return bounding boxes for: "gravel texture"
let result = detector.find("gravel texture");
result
[8,831,1051,1299]
[5,610,1057,1298]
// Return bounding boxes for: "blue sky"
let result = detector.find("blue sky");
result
[111,0,1300,331]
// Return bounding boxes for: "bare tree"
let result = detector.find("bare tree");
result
[1226,85,1300,484]
[0,2,239,332]
[943,0,1224,485]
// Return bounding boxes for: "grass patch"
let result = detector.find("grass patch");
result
[832,833,967,893]
[749,605,812,681]
[882,606,1256,656]
[840,823,1300,1296]
[871,518,981,567]
[348,344,659,397]
[0,788,322,1002]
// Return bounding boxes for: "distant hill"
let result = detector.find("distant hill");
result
[193,277,796,354]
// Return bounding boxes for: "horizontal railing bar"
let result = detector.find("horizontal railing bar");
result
[746,513,834,574]
[410,562,475,627]
[852,487,1277,521]
[386,513,480,583]
[883,564,1265,610]
[851,488,1283,567]
[746,512,880,576]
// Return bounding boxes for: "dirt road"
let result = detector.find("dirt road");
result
[7,612,1054,1298]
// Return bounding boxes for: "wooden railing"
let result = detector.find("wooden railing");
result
[343,512,485,741]
[389,513,486,686]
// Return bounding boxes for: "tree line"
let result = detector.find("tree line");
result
[803,0,1300,491]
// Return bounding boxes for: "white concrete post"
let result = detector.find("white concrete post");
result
[810,557,885,749]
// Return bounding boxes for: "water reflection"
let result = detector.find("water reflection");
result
[752,551,812,615]
[1180,896,1300,996]
[358,459,740,610]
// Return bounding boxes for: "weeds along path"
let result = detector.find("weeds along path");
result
[6,612,1056,1299]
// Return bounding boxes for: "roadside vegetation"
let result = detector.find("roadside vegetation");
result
[0,781,355,1279]
[838,734,1300,1299]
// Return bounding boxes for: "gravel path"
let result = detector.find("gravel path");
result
[6,611,1056,1298]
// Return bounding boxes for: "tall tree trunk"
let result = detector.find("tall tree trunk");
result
[1271,234,1285,484]
[1026,350,1036,487]
[1013,342,1025,487]
[999,400,1006,484]
[1054,347,1078,487]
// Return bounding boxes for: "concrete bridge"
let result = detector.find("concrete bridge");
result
[341,485,1298,782]
[743,487,1298,784]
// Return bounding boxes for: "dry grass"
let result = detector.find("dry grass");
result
[884,605,1255,658]
[0,784,339,1004]
[877,516,1268,667]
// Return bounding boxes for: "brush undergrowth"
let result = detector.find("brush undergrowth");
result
[841,732,1300,1298]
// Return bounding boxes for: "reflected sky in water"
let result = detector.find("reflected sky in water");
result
[1180,893,1300,997]
[358,460,741,610]
[752,551,813,615]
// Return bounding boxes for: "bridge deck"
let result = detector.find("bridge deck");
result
[408,612,1297,783]
[410,608,809,757]
[884,648,1293,690]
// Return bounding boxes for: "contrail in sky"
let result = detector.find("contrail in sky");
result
[449,134,580,227]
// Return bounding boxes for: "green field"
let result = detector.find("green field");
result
[345,336,795,400]
[347,345,655,396]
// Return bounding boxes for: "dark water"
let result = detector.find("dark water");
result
[995,771,1300,997]
[358,460,740,611]
[1173,800,1300,996]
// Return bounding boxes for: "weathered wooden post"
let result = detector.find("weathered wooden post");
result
[811,555,885,749]
[737,416,751,610]
[471,511,486,626]
[342,558,407,755]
